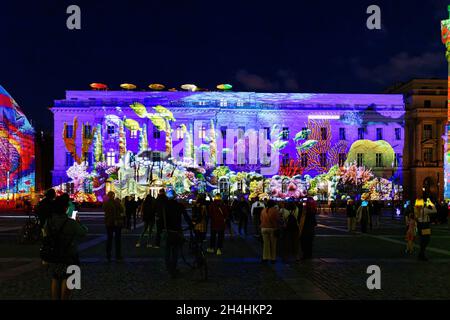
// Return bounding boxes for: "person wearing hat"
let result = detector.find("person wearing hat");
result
[415,196,436,261]
[207,194,229,255]
[356,199,370,233]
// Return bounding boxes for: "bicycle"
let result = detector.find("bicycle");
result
[180,226,208,281]
[18,212,42,244]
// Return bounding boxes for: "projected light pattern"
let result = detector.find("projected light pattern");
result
[52,90,405,192]
[441,8,450,200]
[0,85,35,195]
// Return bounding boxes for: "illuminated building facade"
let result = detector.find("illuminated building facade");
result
[51,90,405,193]
[0,85,35,198]
[387,79,447,201]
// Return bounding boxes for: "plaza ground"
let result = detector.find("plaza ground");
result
[0,210,450,300]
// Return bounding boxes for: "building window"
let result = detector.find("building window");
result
[394,153,401,167]
[238,126,245,140]
[281,127,289,140]
[357,153,364,167]
[219,99,227,107]
[301,127,310,139]
[376,153,383,167]
[339,128,346,141]
[83,125,92,138]
[65,152,74,167]
[376,128,383,140]
[424,100,431,108]
[66,125,74,138]
[264,127,270,140]
[320,128,327,140]
[282,153,289,166]
[424,148,433,162]
[319,153,327,167]
[152,152,161,162]
[220,126,227,139]
[238,152,245,165]
[176,126,183,140]
[358,128,365,140]
[423,124,433,140]
[106,150,115,166]
[130,130,138,139]
[107,125,115,135]
[395,128,401,140]
[219,177,230,193]
[300,153,308,167]
[83,152,92,166]
[153,127,161,139]
[338,153,346,166]
[237,100,244,107]
[198,126,206,139]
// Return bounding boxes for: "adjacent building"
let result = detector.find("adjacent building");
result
[387,79,447,201]
[0,85,35,197]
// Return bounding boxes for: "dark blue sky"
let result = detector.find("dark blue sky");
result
[1,0,449,131]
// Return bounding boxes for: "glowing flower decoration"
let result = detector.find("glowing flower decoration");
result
[130,102,148,118]
[123,118,141,131]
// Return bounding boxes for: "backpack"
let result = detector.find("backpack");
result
[286,210,298,232]
[40,218,73,264]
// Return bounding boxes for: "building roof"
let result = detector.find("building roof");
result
[55,90,405,110]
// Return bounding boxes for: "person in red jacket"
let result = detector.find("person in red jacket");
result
[207,194,229,256]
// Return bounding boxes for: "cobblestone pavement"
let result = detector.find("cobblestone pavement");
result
[0,211,449,299]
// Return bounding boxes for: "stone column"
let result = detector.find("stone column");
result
[415,118,423,166]
[437,120,443,166]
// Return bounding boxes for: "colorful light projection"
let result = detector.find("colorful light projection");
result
[0,85,35,196]
[441,6,450,200]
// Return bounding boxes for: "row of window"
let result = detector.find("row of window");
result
[66,124,412,142]
[281,152,402,168]
[65,152,94,167]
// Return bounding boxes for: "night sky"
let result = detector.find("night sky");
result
[1,0,449,131]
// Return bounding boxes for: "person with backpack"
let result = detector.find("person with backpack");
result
[42,194,87,300]
[36,188,56,229]
[251,197,265,238]
[136,194,155,248]
[103,192,124,262]
[281,201,300,263]
[192,194,208,242]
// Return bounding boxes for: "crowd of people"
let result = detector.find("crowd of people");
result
[99,191,319,277]
[34,186,449,298]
